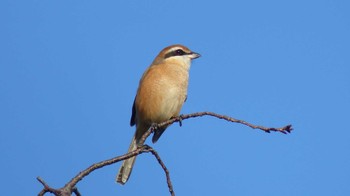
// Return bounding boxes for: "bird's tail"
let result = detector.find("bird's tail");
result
[116,135,138,185]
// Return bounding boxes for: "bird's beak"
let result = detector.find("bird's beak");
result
[189,52,201,59]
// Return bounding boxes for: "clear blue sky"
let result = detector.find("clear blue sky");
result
[1,1,349,195]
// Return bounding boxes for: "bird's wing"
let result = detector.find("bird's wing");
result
[130,97,136,126]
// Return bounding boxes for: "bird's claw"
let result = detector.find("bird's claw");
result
[151,123,159,131]
[178,114,184,127]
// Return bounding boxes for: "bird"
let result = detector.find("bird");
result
[116,44,200,185]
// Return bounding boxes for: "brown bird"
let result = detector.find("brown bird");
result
[116,44,200,184]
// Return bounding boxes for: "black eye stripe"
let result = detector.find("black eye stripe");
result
[164,49,188,59]
[175,49,185,55]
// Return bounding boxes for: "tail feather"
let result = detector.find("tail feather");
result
[152,127,167,143]
[116,135,138,184]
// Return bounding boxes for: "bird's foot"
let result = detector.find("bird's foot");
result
[178,114,184,127]
[151,123,159,132]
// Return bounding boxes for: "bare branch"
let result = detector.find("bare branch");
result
[139,111,292,145]
[171,112,293,134]
[147,147,174,196]
[37,145,151,195]
[37,111,292,195]
[37,145,174,196]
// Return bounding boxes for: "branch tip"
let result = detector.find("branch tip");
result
[37,176,47,187]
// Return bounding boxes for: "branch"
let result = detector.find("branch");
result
[139,111,292,144]
[37,111,292,195]
[37,145,171,195]
[147,147,174,196]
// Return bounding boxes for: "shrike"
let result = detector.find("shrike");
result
[116,44,200,184]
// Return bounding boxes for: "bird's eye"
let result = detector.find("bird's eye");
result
[164,48,187,59]
[175,49,185,55]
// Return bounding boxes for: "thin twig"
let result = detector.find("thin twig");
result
[172,112,293,134]
[37,177,55,196]
[146,146,175,196]
[71,187,81,196]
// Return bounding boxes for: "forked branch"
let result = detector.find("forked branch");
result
[37,111,292,196]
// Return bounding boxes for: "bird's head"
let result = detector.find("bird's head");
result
[152,44,200,68]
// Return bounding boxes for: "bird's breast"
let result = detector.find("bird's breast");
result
[135,64,189,124]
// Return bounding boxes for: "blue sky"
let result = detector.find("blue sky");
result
[1,0,349,195]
